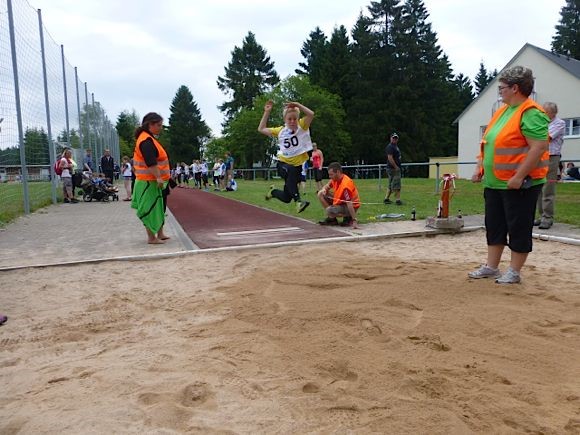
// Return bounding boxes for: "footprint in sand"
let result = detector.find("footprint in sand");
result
[565,418,580,432]
[180,382,212,407]
[325,406,362,427]
[407,335,451,352]
[302,382,320,393]
[222,373,262,400]
[342,272,379,281]
[361,319,382,336]
[137,392,164,406]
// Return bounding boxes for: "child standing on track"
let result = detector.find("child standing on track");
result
[258,100,314,213]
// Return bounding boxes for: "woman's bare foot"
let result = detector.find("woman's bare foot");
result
[158,234,170,240]
[148,238,165,244]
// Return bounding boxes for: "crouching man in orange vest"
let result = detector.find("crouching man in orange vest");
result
[317,162,360,228]
[132,112,171,244]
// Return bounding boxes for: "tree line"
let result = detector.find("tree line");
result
[114,0,578,174]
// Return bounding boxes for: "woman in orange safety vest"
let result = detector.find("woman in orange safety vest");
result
[132,112,171,244]
[469,66,549,284]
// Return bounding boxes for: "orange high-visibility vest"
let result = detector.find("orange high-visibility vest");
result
[331,174,360,209]
[133,131,170,181]
[479,99,549,181]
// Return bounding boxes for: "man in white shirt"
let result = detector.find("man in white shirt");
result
[535,102,566,229]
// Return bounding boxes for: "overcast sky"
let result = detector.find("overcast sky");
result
[28,0,565,135]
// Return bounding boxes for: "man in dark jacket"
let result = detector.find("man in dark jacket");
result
[384,132,403,205]
[100,149,115,183]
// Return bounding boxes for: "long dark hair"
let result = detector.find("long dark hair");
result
[134,112,163,139]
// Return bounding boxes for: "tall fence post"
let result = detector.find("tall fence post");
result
[84,83,92,167]
[378,164,382,191]
[435,162,440,193]
[74,67,83,150]
[91,92,99,163]
[7,0,30,214]
[60,45,70,149]
[38,9,57,204]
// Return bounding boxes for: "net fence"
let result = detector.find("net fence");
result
[0,0,119,224]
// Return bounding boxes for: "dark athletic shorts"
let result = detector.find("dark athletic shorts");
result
[313,168,323,182]
[483,185,542,253]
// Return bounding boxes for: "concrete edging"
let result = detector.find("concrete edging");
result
[0,225,485,272]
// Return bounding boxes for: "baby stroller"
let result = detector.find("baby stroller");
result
[79,171,119,202]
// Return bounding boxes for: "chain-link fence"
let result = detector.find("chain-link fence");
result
[0,0,119,224]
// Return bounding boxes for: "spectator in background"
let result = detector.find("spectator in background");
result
[121,156,132,201]
[191,160,201,188]
[175,164,182,186]
[181,162,190,187]
[310,142,324,191]
[225,177,237,191]
[60,149,78,203]
[100,149,115,184]
[212,159,222,190]
[224,151,234,182]
[130,157,136,193]
[219,159,227,190]
[534,102,566,230]
[562,162,580,180]
[300,160,308,196]
[384,132,403,205]
[201,158,209,191]
[83,148,94,172]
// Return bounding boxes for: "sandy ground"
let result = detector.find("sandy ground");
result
[1,231,579,434]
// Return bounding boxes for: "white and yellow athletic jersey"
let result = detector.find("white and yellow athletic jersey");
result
[269,118,312,166]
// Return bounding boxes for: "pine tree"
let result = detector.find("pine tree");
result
[295,27,329,85]
[116,110,139,146]
[116,110,140,158]
[319,26,353,99]
[551,0,580,59]
[293,0,473,165]
[368,0,402,49]
[217,32,279,124]
[348,13,384,163]
[168,86,211,164]
[389,0,457,166]
[474,61,493,95]
[24,128,49,165]
[361,0,402,163]
[453,73,474,108]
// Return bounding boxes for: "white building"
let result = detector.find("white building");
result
[455,43,580,179]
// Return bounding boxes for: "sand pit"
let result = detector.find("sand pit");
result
[1,231,579,434]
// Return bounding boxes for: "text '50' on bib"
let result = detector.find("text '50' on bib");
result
[277,127,313,158]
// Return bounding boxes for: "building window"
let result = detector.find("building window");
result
[564,118,580,137]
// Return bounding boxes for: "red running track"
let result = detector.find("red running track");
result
[167,187,346,249]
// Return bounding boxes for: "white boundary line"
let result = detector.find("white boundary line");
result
[216,227,302,236]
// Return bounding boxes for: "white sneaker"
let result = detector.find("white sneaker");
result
[468,264,501,279]
[495,267,521,284]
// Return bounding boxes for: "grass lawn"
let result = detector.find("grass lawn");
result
[0,182,57,227]
[1,178,578,227]
[214,177,580,227]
